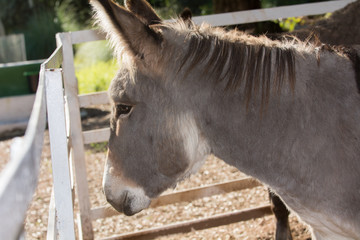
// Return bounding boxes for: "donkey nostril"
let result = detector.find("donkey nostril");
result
[106,195,115,206]
[105,191,129,214]
[122,191,136,216]
[122,191,128,205]
[106,196,123,213]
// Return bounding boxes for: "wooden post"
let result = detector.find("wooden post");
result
[57,32,94,240]
[46,189,58,240]
[45,69,76,239]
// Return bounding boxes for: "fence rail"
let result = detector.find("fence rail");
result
[191,0,355,26]
[0,53,50,239]
[0,1,354,239]
[0,42,63,239]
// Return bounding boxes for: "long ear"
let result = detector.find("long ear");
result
[179,7,192,21]
[125,0,161,25]
[90,0,162,62]
[179,8,193,28]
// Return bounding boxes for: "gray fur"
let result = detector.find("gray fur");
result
[91,0,360,238]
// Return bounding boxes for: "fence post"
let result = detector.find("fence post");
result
[57,32,94,239]
[45,69,76,239]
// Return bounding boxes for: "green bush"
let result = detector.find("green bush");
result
[74,40,116,95]
[276,17,304,32]
[74,41,114,69]
[56,0,92,32]
[76,59,118,94]
[24,10,62,60]
[88,142,108,153]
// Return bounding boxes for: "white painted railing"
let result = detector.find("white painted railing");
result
[0,40,71,239]
[0,1,354,239]
[191,0,355,26]
[0,46,60,238]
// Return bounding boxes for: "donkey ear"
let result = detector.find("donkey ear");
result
[91,0,162,61]
[179,8,192,21]
[179,8,193,28]
[125,0,162,25]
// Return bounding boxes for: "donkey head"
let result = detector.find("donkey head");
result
[90,0,210,215]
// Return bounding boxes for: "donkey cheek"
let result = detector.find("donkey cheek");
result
[158,151,189,177]
[158,160,188,177]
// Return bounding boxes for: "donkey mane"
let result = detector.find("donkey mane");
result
[163,20,358,108]
[168,21,300,108]
[93,0,359,107]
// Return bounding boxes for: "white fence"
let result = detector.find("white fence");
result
[0,0,355,239]
[0,45,61,239]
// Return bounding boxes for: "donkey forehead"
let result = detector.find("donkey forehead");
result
[109,67,160,104]
[108,27,190,104]
[109,70,132,103]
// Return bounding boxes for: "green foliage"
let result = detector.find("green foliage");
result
[1,0,61,60]
[74,41,114,69]
[147,0,213,18]
[56,0,93,31]
[24,9,62,60]
[74,35,116,96]
[0,0,58,33]
[174,0,213,16]
[1,0,331,61]
[88,142,108,153]
[0,0,31,33]
[76,59,118,94]
[276,17,304,32]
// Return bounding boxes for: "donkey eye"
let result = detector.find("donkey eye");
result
[116,104,132,117]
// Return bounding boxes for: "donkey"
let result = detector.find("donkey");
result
[90,0,360,239]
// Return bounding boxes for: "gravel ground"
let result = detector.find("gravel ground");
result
[0,106,312,239]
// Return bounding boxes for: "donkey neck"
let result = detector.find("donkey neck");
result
[192,45,355,188]
[173,27,357,186]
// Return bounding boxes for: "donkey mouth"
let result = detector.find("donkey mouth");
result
[123,191,137,216]
[124,190,151,216]
[106,193,125,214]
[107,190,151,216]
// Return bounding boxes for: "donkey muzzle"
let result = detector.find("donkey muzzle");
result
[105,187,151,216]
